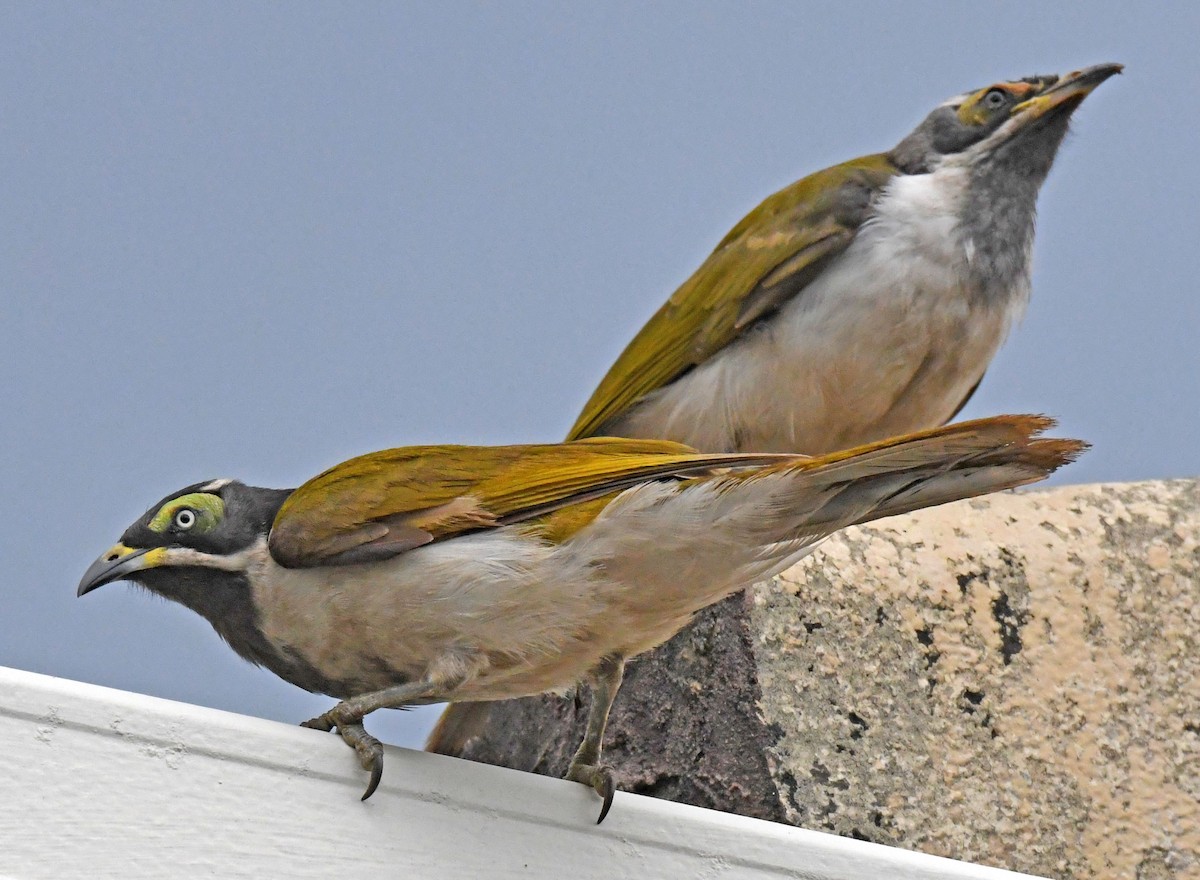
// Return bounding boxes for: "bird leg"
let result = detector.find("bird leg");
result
[302,679,440,800]
[565,653,625,824]
[302,657,480,801]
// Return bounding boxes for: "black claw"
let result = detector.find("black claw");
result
[567,762,618,824]
[596,786,614,825]
[361,756,383,801]
[595,770,615,824]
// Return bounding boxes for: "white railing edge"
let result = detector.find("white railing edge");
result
[0,665,1046,880]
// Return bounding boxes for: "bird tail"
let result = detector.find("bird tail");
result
[744,413,1086,536]
[572,414,1085,637]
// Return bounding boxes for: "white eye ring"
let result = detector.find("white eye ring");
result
[984,89,1007,109]
[174,508,197,530]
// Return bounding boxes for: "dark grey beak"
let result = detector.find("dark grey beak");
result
[1014,62,1122,120]
[77,545,154,596]
[1042,62,1123,100]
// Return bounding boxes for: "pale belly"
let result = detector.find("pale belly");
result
[604,215,1026,455]
[248,530,664,701]
[247,484,818,701]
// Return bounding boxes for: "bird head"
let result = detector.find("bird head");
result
[77,479,292,600]
[891,63,1122,175]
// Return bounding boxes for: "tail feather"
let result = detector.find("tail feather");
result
[613,415,1086,600]
[734,415,1086,537]
[776,414,1063,480]
[854,437,1086,523]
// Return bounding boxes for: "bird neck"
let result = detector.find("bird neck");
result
[143,562,355,698]
[956,118,1071,301]
[141,566,276,663]
[955,160,1039,301]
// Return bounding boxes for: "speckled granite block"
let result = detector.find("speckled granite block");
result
[457,481,1200,879]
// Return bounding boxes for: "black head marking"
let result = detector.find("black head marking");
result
[119,481,293,556]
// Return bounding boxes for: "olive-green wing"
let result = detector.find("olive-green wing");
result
[267,437,791,568]
[568,153,898,441]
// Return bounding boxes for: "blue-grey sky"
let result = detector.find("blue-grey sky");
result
[2,4,1196,750]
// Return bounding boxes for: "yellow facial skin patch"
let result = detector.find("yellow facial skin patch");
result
[956,78,1052,128]
[92,543,168,572]
[138,546,168,568]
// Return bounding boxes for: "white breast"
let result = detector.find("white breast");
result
[608,165,1030,454]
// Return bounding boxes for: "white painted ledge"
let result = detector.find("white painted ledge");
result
[0,666,1045,879]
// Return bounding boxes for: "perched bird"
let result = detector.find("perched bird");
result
[573,64,1119,453]
[428,62,1119,756]
[79,416,1084,822]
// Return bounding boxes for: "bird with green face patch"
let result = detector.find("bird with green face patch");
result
[79,415,1085,822]
[428,63,1121,757]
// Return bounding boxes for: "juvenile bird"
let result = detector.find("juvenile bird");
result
[573,64,1118,451]
[428,63,1119,755]
[79,416,1084,822]
[573,64,1119,452]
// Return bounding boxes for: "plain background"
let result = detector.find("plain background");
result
[3,4,1197,751]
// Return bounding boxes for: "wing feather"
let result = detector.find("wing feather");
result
[568,154,898,441]
[268,438,795,568]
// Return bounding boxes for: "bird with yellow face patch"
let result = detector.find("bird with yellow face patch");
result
[428,63,1120,758]
[569,64,1121,452]
[79,418,1084,822]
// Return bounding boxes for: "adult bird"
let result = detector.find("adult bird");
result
[79,416,1085,822]
[427,63,1119,756]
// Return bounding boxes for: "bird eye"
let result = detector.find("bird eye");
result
[173,508,197,530]
[983,89,1009,110]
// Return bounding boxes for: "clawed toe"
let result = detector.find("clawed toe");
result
[300,712,336,732]
[300,710,385,800]
[361,748,384,801]
[567,762,616,824]
[338,721,385,800]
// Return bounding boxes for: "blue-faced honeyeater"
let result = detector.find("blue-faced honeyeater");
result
[79,417,1085,822]
[574,63,1120,453]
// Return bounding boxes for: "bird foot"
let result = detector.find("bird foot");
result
[301,708,384,800]
[566,761,616,824]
